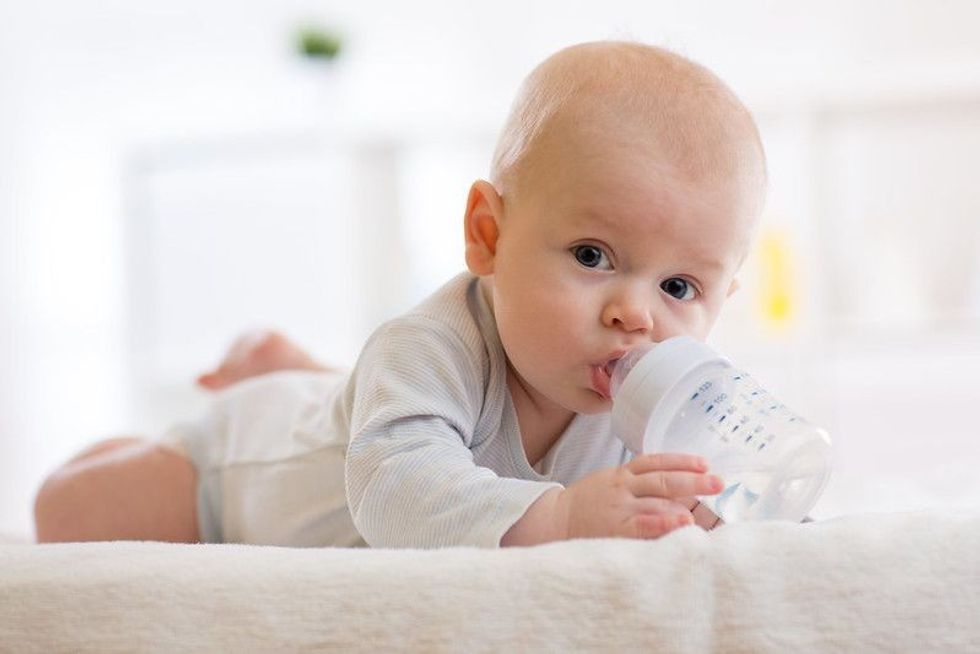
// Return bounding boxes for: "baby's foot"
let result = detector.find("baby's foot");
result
[197,330,325,390]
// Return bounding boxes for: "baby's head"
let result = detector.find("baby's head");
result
[463,41,767,416]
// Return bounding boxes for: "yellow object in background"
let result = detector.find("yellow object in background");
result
[758,228,797,330]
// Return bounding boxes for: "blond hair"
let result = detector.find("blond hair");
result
[489,41,766,198]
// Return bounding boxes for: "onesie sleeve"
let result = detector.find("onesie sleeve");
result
[344,317,561,548]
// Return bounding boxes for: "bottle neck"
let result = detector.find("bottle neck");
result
[609,344,656,399]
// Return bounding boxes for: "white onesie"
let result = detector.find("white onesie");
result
[165,272,631,548]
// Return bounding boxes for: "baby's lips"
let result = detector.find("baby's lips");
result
[590,365,612,399]
[602,352,627,376]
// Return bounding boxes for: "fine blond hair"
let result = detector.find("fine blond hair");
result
[490,41,766,199]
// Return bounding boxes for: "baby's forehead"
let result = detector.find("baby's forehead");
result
[544,96,758,185]
[526,116,759,205]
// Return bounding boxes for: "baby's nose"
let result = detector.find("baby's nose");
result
[602,300,654,333]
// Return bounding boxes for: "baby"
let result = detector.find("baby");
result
[34,40,766,547]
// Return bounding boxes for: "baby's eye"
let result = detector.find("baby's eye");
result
[572,245,611,270]
[661,277,696,301]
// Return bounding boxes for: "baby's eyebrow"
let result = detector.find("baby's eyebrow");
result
[572,209,730,275]
[685,256,726,273]
[574,209,622,233]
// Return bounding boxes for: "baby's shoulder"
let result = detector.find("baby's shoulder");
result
[408,273,485,342]
[358,275,489,377]
[375,274,487,359]
[348,275,505,436]
[365,315,485,381]
[349,288,492,426]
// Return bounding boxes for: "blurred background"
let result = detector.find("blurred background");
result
[2,0,979,538]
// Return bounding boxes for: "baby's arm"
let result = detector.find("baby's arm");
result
[345,320,568,548]
[501,454,723,545]
[346,414,561,548]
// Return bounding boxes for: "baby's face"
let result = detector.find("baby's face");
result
[487,137,761,416]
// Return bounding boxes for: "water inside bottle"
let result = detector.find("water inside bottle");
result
[706,468,769,522]
[660,370,829,522]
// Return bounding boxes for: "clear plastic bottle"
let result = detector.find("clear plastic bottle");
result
[610,336,832,523]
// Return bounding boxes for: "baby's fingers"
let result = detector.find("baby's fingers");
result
[623,512,694,540]
[628,453,709,475]
[631,470,724,499]
[680,499,724,530]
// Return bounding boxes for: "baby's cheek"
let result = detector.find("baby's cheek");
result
[671,306,715,342]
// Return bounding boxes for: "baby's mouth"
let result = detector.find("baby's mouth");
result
[603,358,620,378]
[591,357,621,400]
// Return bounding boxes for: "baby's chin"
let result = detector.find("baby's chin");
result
[526,381,613,417]
[564,389,614,415]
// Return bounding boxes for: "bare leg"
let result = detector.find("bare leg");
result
[36,330,331,543]
[196,329,335,391]
[34,438,199,543]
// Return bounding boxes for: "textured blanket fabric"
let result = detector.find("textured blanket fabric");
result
[1,510,978,652]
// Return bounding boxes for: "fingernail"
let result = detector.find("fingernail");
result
[709,476,724,491]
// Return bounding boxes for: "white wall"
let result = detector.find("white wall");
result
[3,0,980,536]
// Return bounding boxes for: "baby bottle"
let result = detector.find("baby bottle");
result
[609,336,832,523]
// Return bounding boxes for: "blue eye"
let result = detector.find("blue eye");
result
[572,245,610,269]
[661,277,696,300]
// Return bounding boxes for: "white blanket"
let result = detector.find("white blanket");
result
[1,510,978,652]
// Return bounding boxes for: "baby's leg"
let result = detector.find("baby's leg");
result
[34,438,199,543]
[196,329,333,390]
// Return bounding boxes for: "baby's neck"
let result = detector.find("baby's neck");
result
[505,368,575,468]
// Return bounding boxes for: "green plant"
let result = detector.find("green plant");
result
[296,26,343,61]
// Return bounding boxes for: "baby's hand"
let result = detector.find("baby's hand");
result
[556,453,723,540]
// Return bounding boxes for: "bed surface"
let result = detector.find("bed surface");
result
[2,510,978,652]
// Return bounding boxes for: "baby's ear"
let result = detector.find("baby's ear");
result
[726,278,741,298]
[463,180,502,276]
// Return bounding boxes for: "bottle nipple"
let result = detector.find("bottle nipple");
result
[609,344,656,399]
